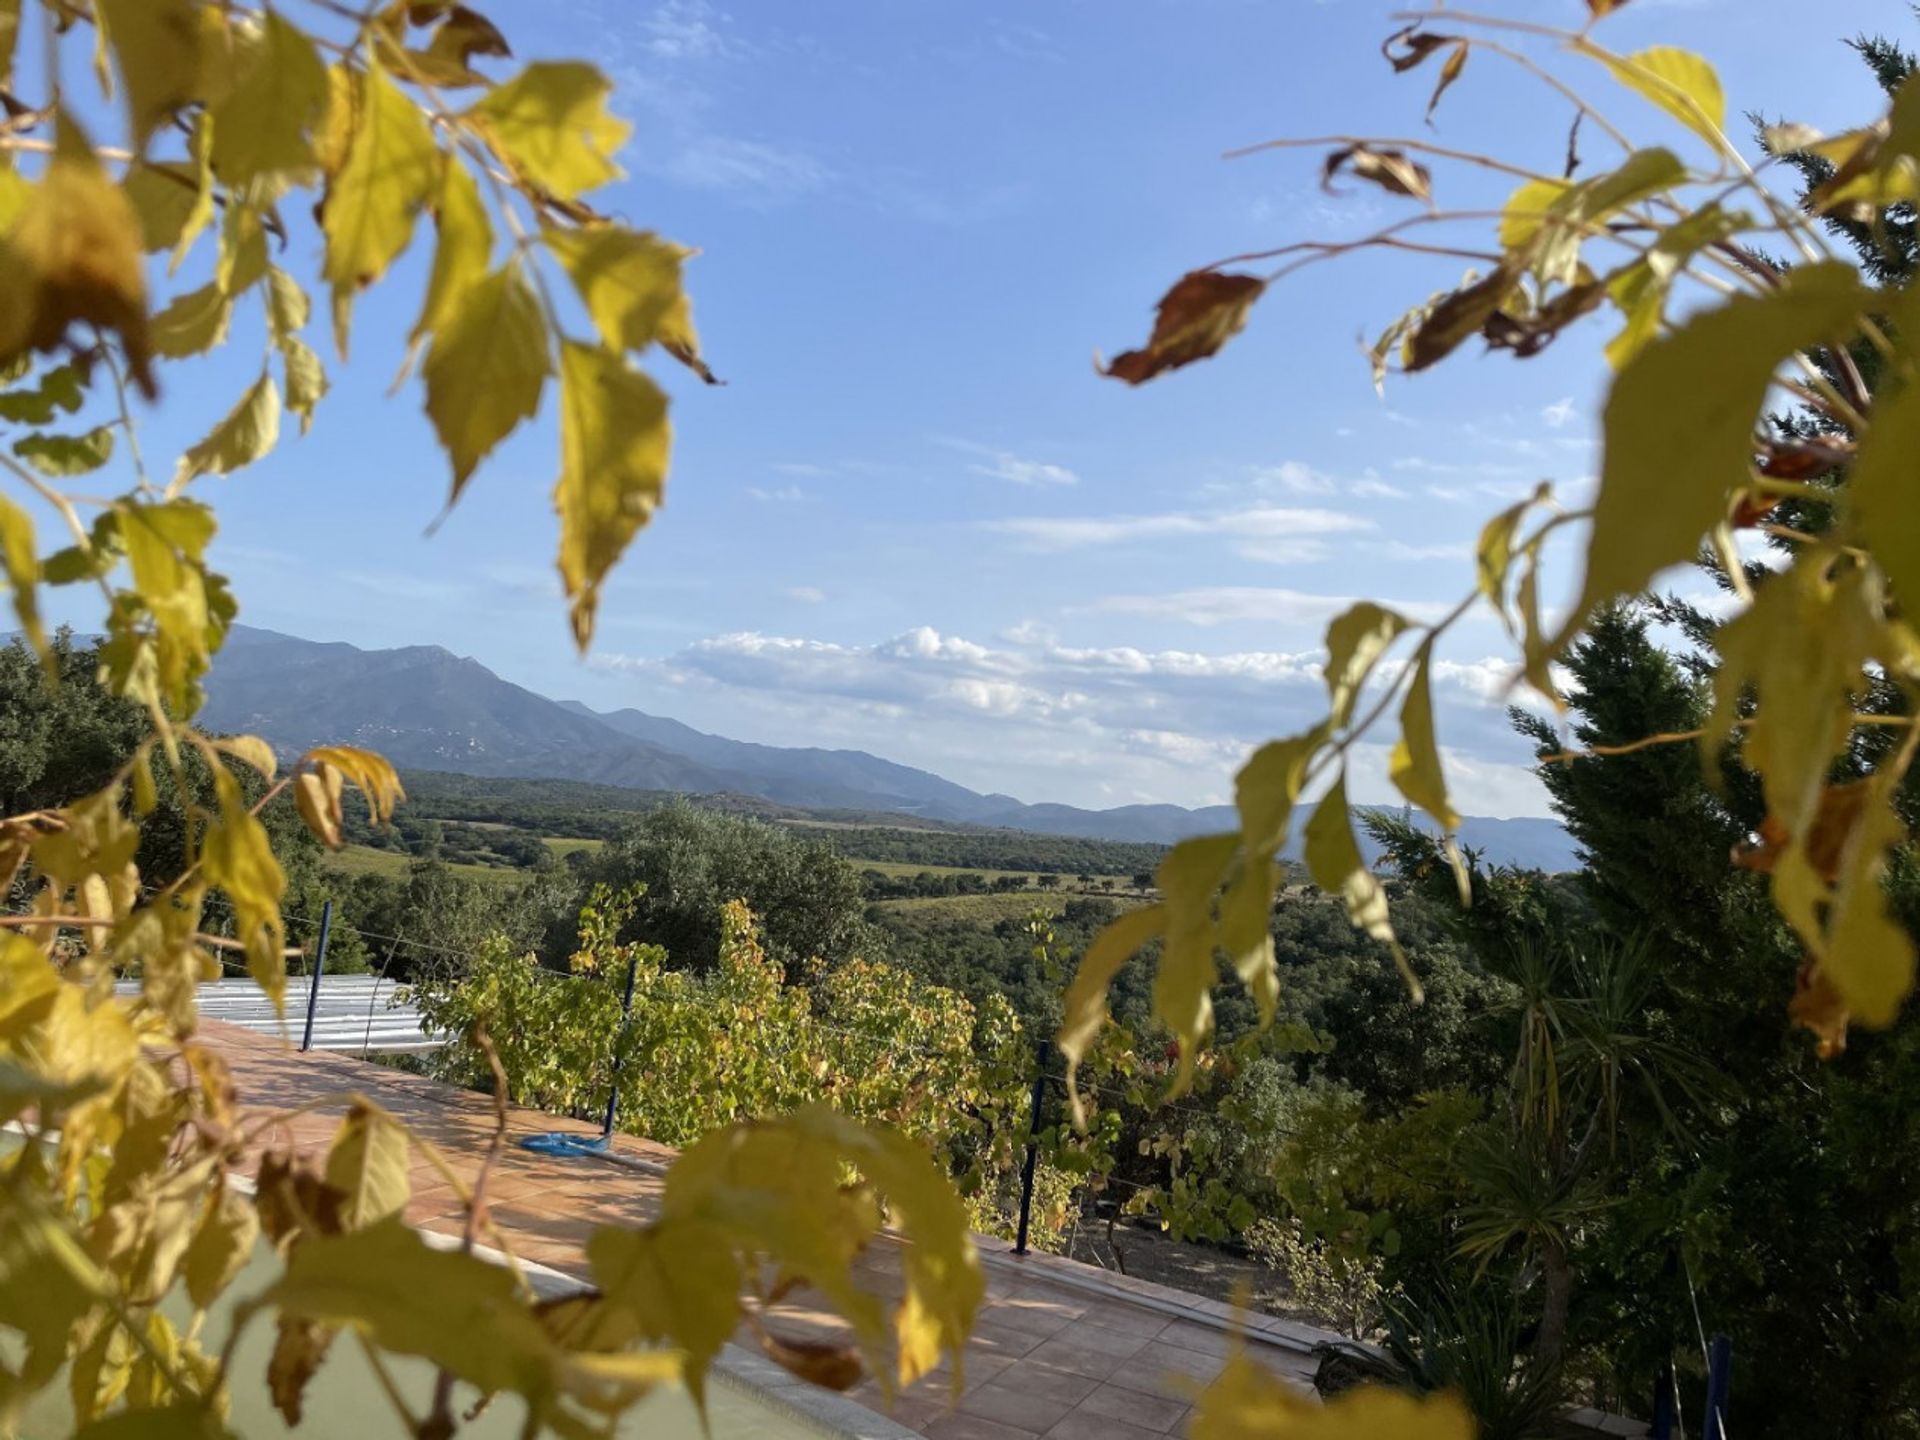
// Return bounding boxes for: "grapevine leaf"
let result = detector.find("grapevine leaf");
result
[302,745,405,824]
[324,1103,411,1230]
[1153,832,1239,1094]
[554,341,670,651]
[410,157,492,347]
[122,164,199,253]
[199,763,287,1005]
[294,762,346,849]
[1235,728,1326,856]
[280,335,328,435]
[151,282,232,359]
[183,1187,258,1311]
[587,1218,739,1406]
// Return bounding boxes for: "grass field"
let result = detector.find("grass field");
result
[854,858,1133,885]
[541,837,607,858]
[323,845,522,884]
[871,891,1148,922]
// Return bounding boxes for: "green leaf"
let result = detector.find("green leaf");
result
[544,224,690,355]
[422,264,549,497]
[199,763,287,1005]
[410,157,492,347]
[0,363,85,424]
[97,0,202,150]
[176,372,281,483]
[1389,641,1460,832]
[1057,902,1168,1125]
[1324,602,1410,729]
[322,62,440,353]
[209,9,328,185]
[554,341,669,651]
[1825,775,1916,1028]
[151,281,231,358]
[1560,259,1868,651]
[1586,44,1727,151]
[1152,833,1239,1094]
[324,1103,411,1229]
[122,163,200,253]
[1304,771,1415,999]
[73,1407,233,1440]
[468,62,629,201]
[13,426,114,477]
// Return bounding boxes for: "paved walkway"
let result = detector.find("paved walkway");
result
[202,1020,1324,1440]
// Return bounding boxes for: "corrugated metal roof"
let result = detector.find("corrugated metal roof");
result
[112,975,443,1053]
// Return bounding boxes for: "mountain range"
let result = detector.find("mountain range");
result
[198,626,1579,869]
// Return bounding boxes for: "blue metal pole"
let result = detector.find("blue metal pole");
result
[1650,1361,1676,1440]
[298,899,333,1053]
[1702,1334,1732,1440]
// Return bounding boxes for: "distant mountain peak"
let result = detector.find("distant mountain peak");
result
[199,626,1577,867]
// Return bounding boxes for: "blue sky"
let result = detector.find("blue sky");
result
[46,0,1903,815]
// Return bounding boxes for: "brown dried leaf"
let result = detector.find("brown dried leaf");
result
[1322,144,1432,203]
[267,1315,336,1426]
[759,1330,864,1391]
[1103,271,1265,386]
[1406,264,1518,370]
[1587,0,1631,15]
[1381,26,1458,73]
[1790,958,1849,1059]
[1482,279,1606,358]
[255,1148,346,1246]
[1734,782,1870,885]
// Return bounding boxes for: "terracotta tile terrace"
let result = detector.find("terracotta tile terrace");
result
[204,1018,1331,1440]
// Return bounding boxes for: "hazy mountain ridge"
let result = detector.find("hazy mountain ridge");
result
[200,626,1579,869]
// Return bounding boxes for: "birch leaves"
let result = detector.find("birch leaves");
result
[1,4,714,655]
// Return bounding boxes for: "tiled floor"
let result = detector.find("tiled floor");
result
[203,1020,1319,1439]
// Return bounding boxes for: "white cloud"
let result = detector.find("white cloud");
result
[1248,460,1338,496]
[1369,540,1470,562]
[643,0,735,59]
[772,462,829,477]
[747,485,811,503]
[1089,586,1447,628]
[942,439,1077,487]
[785,586,826,604]
[1348,476,1408,500]
[990,505,1369,555]
[1541,396,1575,428]
[1425,484,1472,503]
[590,622,1550,813]
[657,136,830,197]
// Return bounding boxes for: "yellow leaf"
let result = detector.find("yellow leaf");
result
[468,61,629,201]
[280,334,327,435]
[554,341,670,650]
[1235,728,1326,855]
[1585,43,1726,151]
[1473,482,1547,632]
[324,1103,411,1229]
[1499,176,1570,248]
[0,493,44,659]
[657,289,719,384]
[1189,1349,1473,1439]
[169,115,217,274]
[176,372,281,483]
[151,282,231,359]
[199,765,286,1006]
[1323,602,1410,729]
[1216,854,1278,1027]
[183,1186,258,1311]
[588,1218,740,1406]
[302,745,405,825]
[1304,771,1415,999]
[1153,832,1239,1093]
[1057,902,1167,1125]
[0,116,155,397]
[294,763,345,849]
[1847,298,1920,620]
[422,264,549,497]
[1389,641,1460,832]
[98,0,202,150]
[322,62,440,353]
[116,500,220,715]
[266,267,311,338]
[1559,260,1867,652]
[123,163,200,252]
[410,157,492,347]
[14,426,113,477]
[214,734,277,781]
[544,224,690,354]
[1823,776,1915,1028]
[215,204,268,296]
[209,9,328,185]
